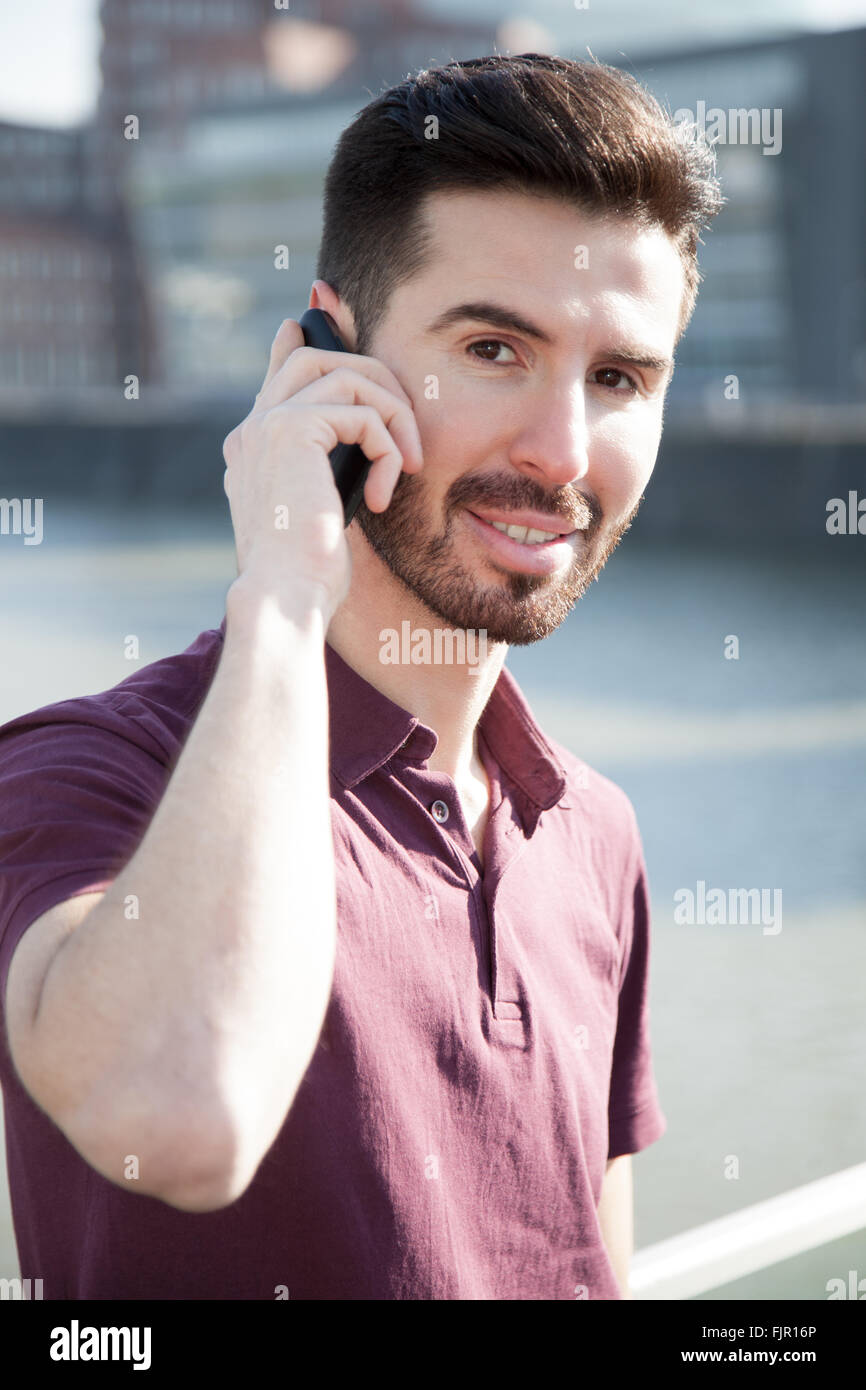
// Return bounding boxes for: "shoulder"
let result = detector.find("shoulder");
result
[490,661,641,853]
[0,621,225,769]
[545,732,641,848]
[540,733,648,941]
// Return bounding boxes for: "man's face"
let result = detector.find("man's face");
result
[349,189,685,646]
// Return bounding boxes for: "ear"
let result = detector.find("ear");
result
[308,279,359,352]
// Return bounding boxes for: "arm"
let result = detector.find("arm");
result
[6,589,338,1212]
[5,315,421,1215]
[598,1154,635,1298]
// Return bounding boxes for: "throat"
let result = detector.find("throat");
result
[459,757,492,867]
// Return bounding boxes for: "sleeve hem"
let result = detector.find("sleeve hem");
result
[1,869,116,992]
[0,870,116,1072]
[608,1097,667,1159]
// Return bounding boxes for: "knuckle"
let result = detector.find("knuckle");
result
[257,405,284,439]
[366,406,397,448]
[374,363,408,398]
[330,365,364,399]
[222,426,239,465]
[241,411,265,444]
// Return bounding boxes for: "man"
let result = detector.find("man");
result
[0,54,721,1299]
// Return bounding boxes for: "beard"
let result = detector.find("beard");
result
[353,465,643,646]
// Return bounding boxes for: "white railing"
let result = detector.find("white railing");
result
[631,1161,866,1300]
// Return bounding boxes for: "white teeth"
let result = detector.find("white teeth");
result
[488,521,559,544]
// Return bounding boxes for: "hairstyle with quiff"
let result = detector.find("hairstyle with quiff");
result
[317,52,723,352]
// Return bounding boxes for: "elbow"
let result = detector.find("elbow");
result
[159,1170,248,1213]
[62,1091,258,1214]
[157,1136,257,1213]
[137,1113,261,1214]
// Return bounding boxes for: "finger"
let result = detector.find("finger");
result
[290,367,423,471]
[275,401,408,511]
[256,342,415,417]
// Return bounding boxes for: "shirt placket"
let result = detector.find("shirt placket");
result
[397,750,530,1039]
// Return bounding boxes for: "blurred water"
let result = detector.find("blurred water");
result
[509,538,866,1297]
[0,506,863,1299]
[508,539,866,915]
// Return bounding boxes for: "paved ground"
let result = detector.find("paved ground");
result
[1,508,863,1297]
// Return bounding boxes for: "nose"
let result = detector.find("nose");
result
[505,380,590,489]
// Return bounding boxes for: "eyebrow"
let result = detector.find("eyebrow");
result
[424,300,674,377]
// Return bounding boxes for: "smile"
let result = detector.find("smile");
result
[487,521,561,544]
[463,509,581,576]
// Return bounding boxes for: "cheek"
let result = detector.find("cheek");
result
[415,388,493,471]
[592,413,661,504]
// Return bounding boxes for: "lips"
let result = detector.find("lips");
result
[463,507,581,576]
[466,509,578,537]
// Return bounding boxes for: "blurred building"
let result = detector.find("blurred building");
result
[627,31,866,410]
[0,0,272,398]
[0,121,137,392]
[119,0,496,387]
[0,7,863,537]
[0,0,493,402]
[123,21,866,409]
[0,211,113,393]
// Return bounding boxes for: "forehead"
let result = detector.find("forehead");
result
[394,187,685,343]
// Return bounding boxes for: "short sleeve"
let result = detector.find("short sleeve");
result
[607,831,667,1159]
[0,718,169,1064]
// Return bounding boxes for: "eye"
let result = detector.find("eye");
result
[467,339,518,364]
[592,367,639,394]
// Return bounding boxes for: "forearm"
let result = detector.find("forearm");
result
[32,584,337,1208]
[599,1154,635,1298]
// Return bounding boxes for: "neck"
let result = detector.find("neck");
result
[325,535,506,783]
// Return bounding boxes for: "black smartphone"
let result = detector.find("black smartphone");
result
[298,307,373,527]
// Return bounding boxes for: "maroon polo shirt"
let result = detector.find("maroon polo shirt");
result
[0,617,665,1300]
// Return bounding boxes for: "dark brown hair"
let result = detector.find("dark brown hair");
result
[317,53,723,352]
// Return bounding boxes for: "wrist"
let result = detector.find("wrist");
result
[226,573,334,638]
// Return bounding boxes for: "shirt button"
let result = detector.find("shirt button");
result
[431,799,450,823]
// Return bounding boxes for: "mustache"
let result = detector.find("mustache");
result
[444,472,601,536]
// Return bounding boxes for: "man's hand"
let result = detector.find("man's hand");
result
[222,318,424,621]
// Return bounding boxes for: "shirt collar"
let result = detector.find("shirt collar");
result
[324,640,568,828]
[217,617,568,827]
